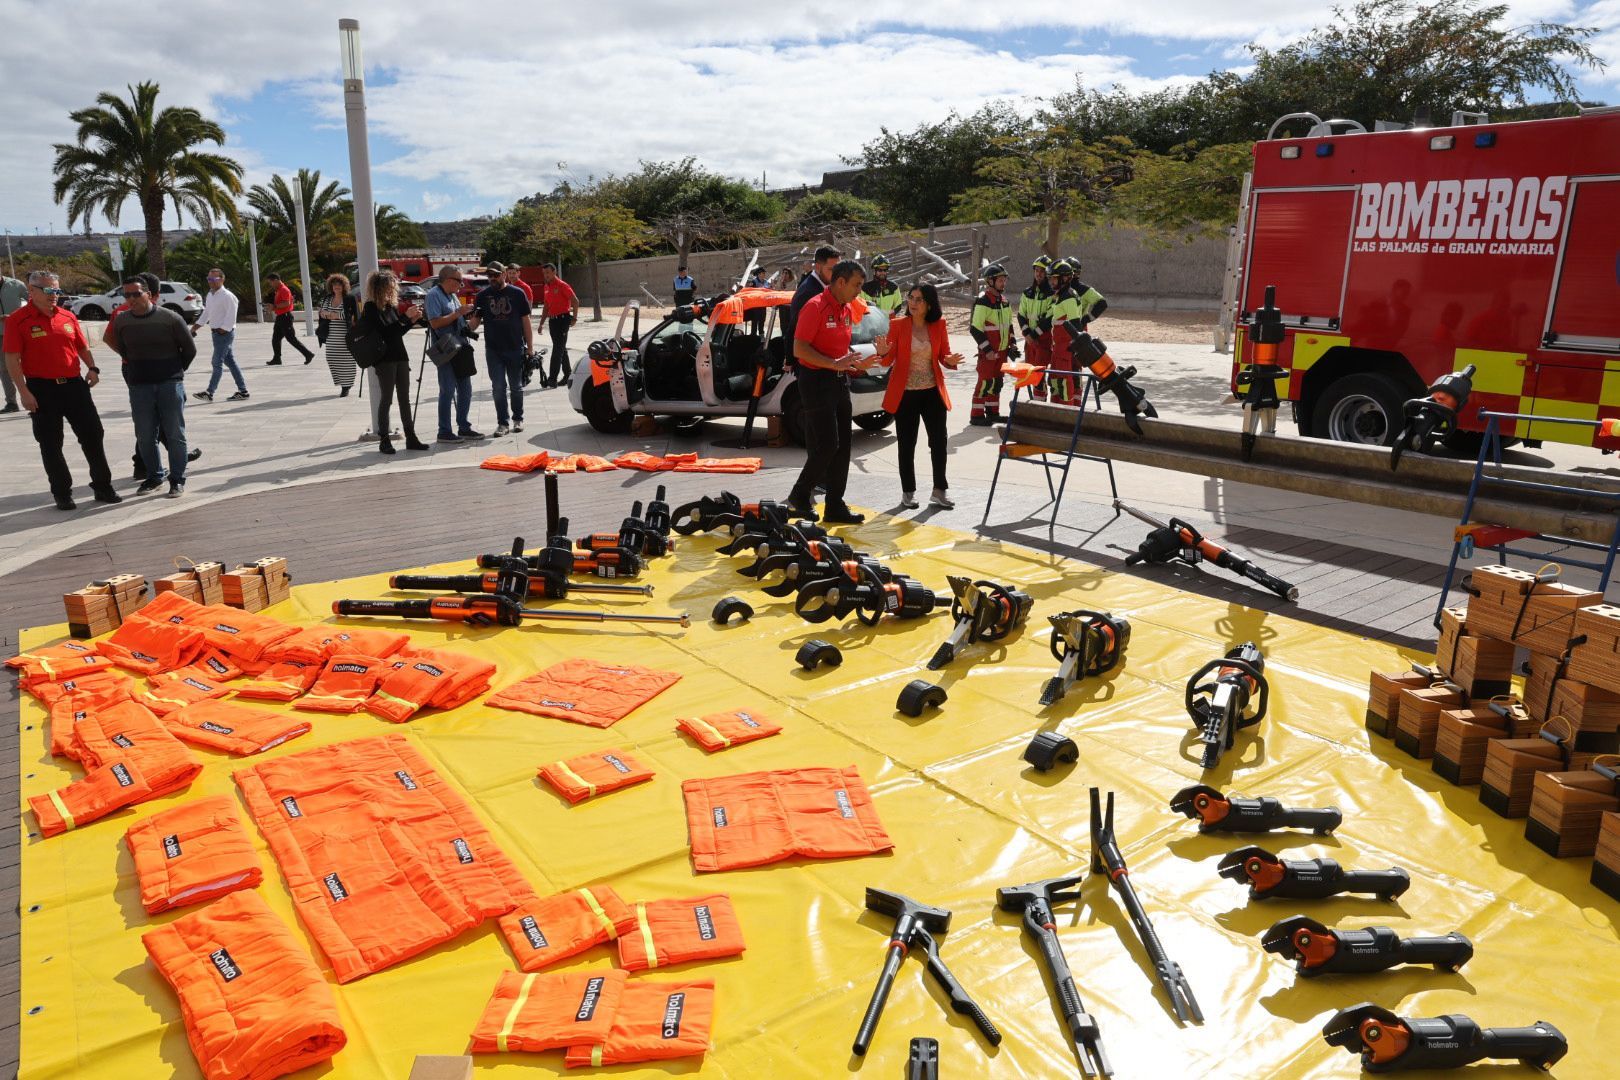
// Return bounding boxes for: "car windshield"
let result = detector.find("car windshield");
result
[652,315,706,343]
[850,303,889,346]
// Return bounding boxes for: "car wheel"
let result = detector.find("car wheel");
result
[854,412,893,434]
[582,379,632,434]
[78,304,107,320]
[782,387,806,446]
[1312,372,1409,446]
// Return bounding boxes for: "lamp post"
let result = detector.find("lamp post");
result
[339,19,379,282]
[293,192,316,335]
[245,213,263,323]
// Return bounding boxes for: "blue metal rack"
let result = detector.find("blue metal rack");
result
[1433,411,1620,626]
[981,370,1118,531]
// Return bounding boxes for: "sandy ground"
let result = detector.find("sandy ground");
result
[937,303,1215,345]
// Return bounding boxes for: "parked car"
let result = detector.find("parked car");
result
[72,281,204,322]
[397,281,428,321]
[568,290,894,444]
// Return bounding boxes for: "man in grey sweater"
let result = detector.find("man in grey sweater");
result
[109,275,196,496]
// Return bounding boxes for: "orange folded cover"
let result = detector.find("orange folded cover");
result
[677,708,782,751]
[29,758,152,838]
[98,614,208,675]
[681,766,893,871]
[125,795,263,913]
[165,701,312,756]
[487,658,681,728]
[468,969,627,1054]
[563,978,715,1068]
[7,639,112,684]
[538,748,655,804]
[615,895,745,971]
[497,886,634,972]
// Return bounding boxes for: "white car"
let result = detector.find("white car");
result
[72,281,204,322]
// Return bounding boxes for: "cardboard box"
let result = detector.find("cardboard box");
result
[407,1057,473,1080]
[1431,707,1511,784]
[1466,565,1601,655]
[1394,685,1464,758]
[1570,604,1620,695]
[1480,737,1565,818]
[1367,670,1434,737]
[1525,768,1620,858]
[1592,811,1620,902]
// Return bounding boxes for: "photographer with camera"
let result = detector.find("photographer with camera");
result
[424,265,483,443]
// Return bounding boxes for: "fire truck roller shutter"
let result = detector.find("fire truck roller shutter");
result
[1243,188,1357,327]
[1534,176,1620,447]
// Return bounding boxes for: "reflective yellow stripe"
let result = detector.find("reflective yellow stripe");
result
[686,717,731,748]
[370,688,421,713]
[47,789,75,832]
[591,1046,603,1067]
[636,902,658,969]
[554,762,596,798]
[38,657,59,678]
[577,887,617,939]
[496,973,536,1052]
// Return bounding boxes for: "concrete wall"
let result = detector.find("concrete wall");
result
[561,216,1227,312]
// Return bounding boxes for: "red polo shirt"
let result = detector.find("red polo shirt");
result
[793,289,854,364]
[3,303,88,379]
[541,279,576,318]
[511,278,534,303]
[273,283,294,316]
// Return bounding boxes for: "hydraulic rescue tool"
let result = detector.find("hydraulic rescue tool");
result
[671,492,792,537]
[1322,1004,1566,1073]
[928,576,1033,669]
[578,497,671,561]
[1391,364,1477,470]
[1234,285,1289,462]
[851,889,1001,1057]
[730,521,830,576]
[1040,610,1130,707]
[395,540,651,601]
[332,594,689,629]
[643,484,674,550]
[1262,916,1473,977]
[1185,642,1269,770]
[1089,789,1203,1024]
[475,517,645,579]
[670,491,744,535]
[794,563,946,626]
[1169,784,1341,835]
[1063,327,1159,435]
[996,875,1112,1076]
[1116,500,1299,602]
[1217,846,1411,902]
[754,536,865,596]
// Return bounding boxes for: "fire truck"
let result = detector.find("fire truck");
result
[1231,106,1620,450]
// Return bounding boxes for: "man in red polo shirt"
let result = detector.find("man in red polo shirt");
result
[785,259,886,524]
[265,272,314,365]
[538,263,578,388]
[2,270,122,510]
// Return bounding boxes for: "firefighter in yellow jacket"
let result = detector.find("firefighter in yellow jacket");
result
[1018,255,1053,400]
[969,265,1017,424]
[861,255,905,317]
[1040,258,1108,403]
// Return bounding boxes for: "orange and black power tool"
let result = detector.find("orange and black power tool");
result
[472,524,644,581]
[1391,363,1477,470]
[1040,609,1130,707]
[794,561,945,626]
[1117,500,1299,602]
[332,594,688,628]
[929,576,1033,669]
[1322,1004,1564,1072]
[1235,284,1289,461]
[1064,328,1158,434]
[389,570,650,601]
[1186,643,1268,770]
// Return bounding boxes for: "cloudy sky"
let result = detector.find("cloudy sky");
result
[1,0,1614,236]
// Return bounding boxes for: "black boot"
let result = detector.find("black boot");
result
[340,385,351,398]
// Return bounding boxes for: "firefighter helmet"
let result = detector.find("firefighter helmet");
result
[1050,258,1075,277]
[1032,255,1052,271]
[870,254,891,271]
[983,264,1008,283]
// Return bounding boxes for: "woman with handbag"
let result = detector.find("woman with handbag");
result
[424,265,482,442]
[353,270,428,455]
[318,273,359,396]
[878,282,963,509]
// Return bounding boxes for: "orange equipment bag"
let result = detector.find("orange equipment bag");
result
[468,969,627,1054]
[142,889,347,1080]
[233,658,321,702]
[677,708,782,752]
[293,654,388,713]
[234,735,529,983]
[365,646,497,723]
[681,765,893,872]
[29,758,152,838]
[165,700,312,756]
[498,885,634,972]
[24,667,131,707]
[487,658,681,728]
[538,748,655,804]
[7,639,113,685]
[563,978,715,1068]
[179,604,300,662]
[69,700,203,798]
[98,614,208,675]
[616,895,745,971]
[480,451,552,473]
[46,678,135,758]
[124,794,263,914]
[672,456,762,474]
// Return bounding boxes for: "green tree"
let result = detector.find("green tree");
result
[167,228,296,311]
[51,81,243,276]
[371,204,426,252]
[245,168,350,239]
[82,238,149,290]
[525,183,647,320]
[949,129,1134,256]
[603,159,782,263]
[781,192,889,242]
[1117,141,1254,239]
[479,204,544,265]
[849,103,1024,226]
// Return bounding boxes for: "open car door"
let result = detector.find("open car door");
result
[696,289,794,406]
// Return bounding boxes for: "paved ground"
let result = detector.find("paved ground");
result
[2,312,1614,1076]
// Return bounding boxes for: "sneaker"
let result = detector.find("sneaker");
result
[969,415,993,427]
[267,359,282,366]
[187,448,202,463]
[54,494,77,511]
[900,491,920,509]
[930,489,955,510]
[785,496,819,522]
[437,433,463,444]
[460,429,486,439]
[136,478,164,495]
[494,424,510,437]
[92,487,123,505]
[228,390,249,401]
[166,481,185,498]
[821,504,865,525]
[379,440,396,455]
[193,391,213,402]
[1,402,19,414]
[405,438,430,451]
[513,420,524,432]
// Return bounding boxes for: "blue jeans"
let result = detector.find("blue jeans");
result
[437,362,474,436]
[486,347,524,427]
[205,328,245,394]
[130,378,188,483]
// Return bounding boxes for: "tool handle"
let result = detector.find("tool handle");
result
[571,581,655,596]
[905,1038,939,1080]
[1277,806,1343,834]
[389,573,477,592]
[1397,933,1472,969]
[1478,1023,1566,1067]
[1341,867,1411,900]
[920,940,1002,1045]
[333,598,435,619]
[1236,558,1300,602]
[852,945,906,1056]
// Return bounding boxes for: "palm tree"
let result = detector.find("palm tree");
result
[335,201,427,253]
[52,81,243,276]
[245,169,350,240]
[84,238,149,290]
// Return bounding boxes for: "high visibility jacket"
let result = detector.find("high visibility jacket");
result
[682,766,893,871]
[1017,281,1052,334]
[970,290,1013,353]
[141,889,347,1080]
[616,894,745,971]
[365,646,496,723]
[47,678,135,758]
[30,758,152,838]
[69,700,202,798]
[469,969,628,1054]
[233,658,322,701]
[125,794,262,914]
[24,668,131,707]
[562,978,715,1068]
[677,708,782,752]
[487,658,682,729]
[862,278,904,316]
[538,748,655,804]
[7,639,113,685]
[98,614,208,675]
[165,700,312,756]
[139,657,238,716]
[293,653,389,713]
[178,604,300,662]
[234,735,529,982]
[498,885,634,972]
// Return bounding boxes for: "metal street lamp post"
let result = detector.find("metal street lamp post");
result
[339,19,379,282]
[293,193,316,335]
[245,214,263,322]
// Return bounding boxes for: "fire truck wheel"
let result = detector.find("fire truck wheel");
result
[1313,372,1408,446]
[582,381,633,435]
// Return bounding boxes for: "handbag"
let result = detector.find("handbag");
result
[450,344,477,379]
[315,310,331,346]
[427,324,464,367]
[347,306,388,368]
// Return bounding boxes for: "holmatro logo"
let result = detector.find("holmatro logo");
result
[576,976,606,1021]
[661,992,687,1038]
[209,947,241,982]
[1353,176,1567,255]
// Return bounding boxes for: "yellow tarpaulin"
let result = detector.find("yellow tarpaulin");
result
[15,516,1619,1078]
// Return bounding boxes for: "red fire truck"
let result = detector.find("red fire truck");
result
[1232,106,1620,450]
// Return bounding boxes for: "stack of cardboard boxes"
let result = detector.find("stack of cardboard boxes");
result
[219,557,289,612]
[62,574,149,639]
[154,561,225,606]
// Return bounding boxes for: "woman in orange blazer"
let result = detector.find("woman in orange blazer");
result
[879,283,963,509]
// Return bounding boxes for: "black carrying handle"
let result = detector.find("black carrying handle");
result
[1276,805,1343,834]
[1477,1023,1567,1067]
[852,942,906,1056]
[1397,933,1473,969]
[1341,867,1411,900]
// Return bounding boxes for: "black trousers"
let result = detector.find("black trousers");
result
[894,388,949,493]
[271,313,313,360]
[373,360,416,439]
[789,368,852,505]
[546,316,572,385]
[26,377,113,497]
